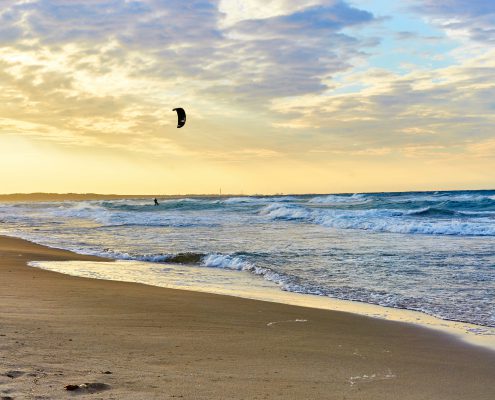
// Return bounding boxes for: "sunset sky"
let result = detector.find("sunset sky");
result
[0,0,494,194]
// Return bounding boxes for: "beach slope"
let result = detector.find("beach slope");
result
[1,235,494,399]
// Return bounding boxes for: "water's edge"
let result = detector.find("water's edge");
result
[27,256,495,353]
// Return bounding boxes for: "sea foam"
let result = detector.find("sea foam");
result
[261,203,495,236]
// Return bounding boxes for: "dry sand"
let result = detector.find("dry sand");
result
[1,235,494,399]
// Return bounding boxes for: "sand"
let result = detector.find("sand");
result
[1,235,494,399]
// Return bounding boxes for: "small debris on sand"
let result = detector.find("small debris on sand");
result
[64,382,111,393]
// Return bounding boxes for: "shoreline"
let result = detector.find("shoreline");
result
[1,235,495,399]
[3,230,495,352]
[28,257,495,353]
[5,230,492,352]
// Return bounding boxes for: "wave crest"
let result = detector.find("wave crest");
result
[260,203,495,236]
[308,193,368,204]
[201,254,251,270]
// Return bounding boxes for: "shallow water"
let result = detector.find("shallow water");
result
[1,190,494,327]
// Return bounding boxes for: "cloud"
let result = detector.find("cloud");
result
[269,48,495,157]
[413,0,495,43]
[2,0,490,167]
[0,1,375,102]
[219,0,331,26]
[0,0,378,159]
[208,2,375,99]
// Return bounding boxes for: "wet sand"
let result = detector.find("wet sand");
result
[1,235,494,399]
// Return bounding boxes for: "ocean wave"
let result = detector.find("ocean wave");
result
[102,198,225,212]
[405,207,495,218]
[200,254,308,293]
[405,207,458,217]
[222,197,265,204]
[222,196,296,205]
[90,249,295,292]
[165,252,205,264]
[384,192,495,206]
[308,193,369,204]
[92,250,254,270]
[46,202,221,228]
[434,193,495,202]
[259,203,313,220]
[48,202,111,222]
[93,250,213,264]
[262,203,401,220]
[260,203,495,236]
[197,254,457,321]
[100,215,218,228]
[201,253,252,270]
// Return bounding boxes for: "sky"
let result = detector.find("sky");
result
[0,0,494,195]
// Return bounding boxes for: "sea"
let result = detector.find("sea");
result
[1,190,494,332]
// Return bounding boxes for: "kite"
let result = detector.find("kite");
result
[172,107,186,128]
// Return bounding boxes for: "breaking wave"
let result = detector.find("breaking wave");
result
[308,193,369,204]
[261,203,495,236]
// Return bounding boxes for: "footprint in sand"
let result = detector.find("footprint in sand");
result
[2,371,25,379]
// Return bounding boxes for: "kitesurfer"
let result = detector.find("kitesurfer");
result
[154,198,159,206]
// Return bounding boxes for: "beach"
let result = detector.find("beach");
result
[1,234,494,399]
[2,0,494,397]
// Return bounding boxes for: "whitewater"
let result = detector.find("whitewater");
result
[1,190,494,327]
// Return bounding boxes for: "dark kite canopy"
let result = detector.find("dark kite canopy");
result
[172,107,186,128]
